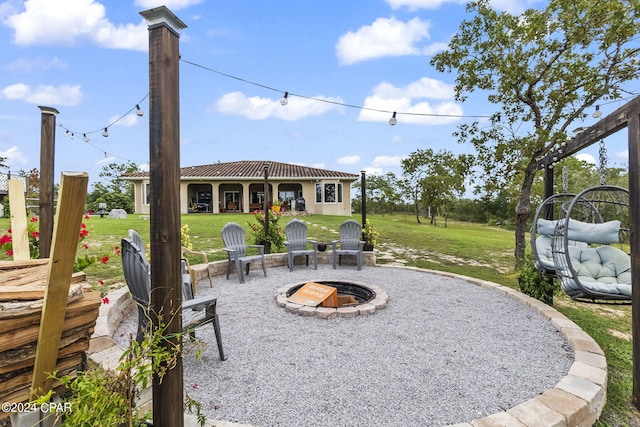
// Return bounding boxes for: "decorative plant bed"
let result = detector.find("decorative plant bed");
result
[275,280,389,319]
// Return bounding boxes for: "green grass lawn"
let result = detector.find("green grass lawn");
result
[0,212,637,425]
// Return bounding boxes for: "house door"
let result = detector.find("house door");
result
[224,191,240,211]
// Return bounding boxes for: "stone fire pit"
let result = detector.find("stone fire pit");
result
[276,280,389,319]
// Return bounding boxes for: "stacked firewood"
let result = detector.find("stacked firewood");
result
[0,259,101,416]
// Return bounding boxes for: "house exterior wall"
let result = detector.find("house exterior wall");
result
[130,178,354,216]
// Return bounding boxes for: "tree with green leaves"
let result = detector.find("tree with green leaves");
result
[431,0,640,266]
[98,161,139,197]
[401,148,475,224]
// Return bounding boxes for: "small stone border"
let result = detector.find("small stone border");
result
[275,281,389,319]
[89,260,608,427]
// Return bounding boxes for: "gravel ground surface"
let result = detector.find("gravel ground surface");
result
[114,264,573,427]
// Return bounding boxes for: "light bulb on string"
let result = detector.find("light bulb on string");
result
[64,130,69,137]
[102,128,109,137]
[83,133,89,142]
[136,104,144,116]
[593,105,602,118]
[389,112,397,126]
[280,91,288,106]
[70,133,75,140]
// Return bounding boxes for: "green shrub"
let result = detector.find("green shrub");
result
[517,252,558,305]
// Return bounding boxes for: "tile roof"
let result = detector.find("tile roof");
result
[122,160,360,180]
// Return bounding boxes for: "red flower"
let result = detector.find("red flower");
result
[30,217,38,223]
[84,214,90,219]
[113,246,121,255]
[79,229,89,238]
[98,280,105,285]
[31,231,39,238]
[102,296,109,304]
[101,256,109,264]
[6,250,13,256]
[0,234,12,245]
[80,223,86,229]
[82,243,89,249]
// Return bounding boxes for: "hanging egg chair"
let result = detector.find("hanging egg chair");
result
[530,193,579,278]
[551,185,631,301]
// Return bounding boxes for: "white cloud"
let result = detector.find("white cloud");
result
[0,146,28,166]
[135,0,203,10]
[5,57,68,73]
[94,20,148,51]
[372,155,404,167]
[385,0,465,10]
[337,155,361,165]
[358,78,462,125]
[96,155,117,166]
[336,17,437,65]
[1,83,83,106]
[575,153,596,165]
[110,113,140,128]
[311,163,326,169]
[4,0,147,51]
[615,149,629,161]
[362,166,384,176]
[384,0,542,14]
[213,91,344,121]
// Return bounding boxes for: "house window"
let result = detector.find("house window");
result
[324,183,336,203]
[315,183,340,204]
[143,183,151,205]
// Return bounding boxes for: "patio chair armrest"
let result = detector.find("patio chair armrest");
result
[308,240,318,249]
[182,247,209,263]
[247,244,265,255]
[184,295,216,312]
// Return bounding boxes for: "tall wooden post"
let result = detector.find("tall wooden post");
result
[38,106,59,258]
[140,6,187,426]
[361,170,367,227]
[629,112,640,409]
[263,163,270,254]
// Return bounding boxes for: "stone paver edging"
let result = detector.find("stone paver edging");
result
[88,258,607,427]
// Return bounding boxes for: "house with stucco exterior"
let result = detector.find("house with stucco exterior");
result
[121,160,359,216]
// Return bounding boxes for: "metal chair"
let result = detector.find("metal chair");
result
[121,237,226,361]
[284,219,318,272]
[221,222,267,283]
[331,220,364,270]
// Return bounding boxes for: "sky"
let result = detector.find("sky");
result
[0,0,634,191]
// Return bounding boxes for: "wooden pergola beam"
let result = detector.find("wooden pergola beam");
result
[537,95,640,409]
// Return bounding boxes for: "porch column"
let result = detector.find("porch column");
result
[241,182,250,213]
[211,183,219,213]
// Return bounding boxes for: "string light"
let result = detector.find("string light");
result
[592,105,602,118]
[389,112,397,126]
[180,59,491,122]
[83,133,89,142]
[280,92,288,106]
[136,104,144,116]
[102,128,109,138]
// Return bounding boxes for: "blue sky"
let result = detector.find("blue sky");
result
[0,0,632,190]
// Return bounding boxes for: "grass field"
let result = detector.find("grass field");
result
[0,212,637,426]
